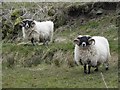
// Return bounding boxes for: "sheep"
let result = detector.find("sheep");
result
[74,35,111,74]
[21,19,54,45]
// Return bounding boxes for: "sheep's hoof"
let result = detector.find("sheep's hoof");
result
[74,61,79,66]
[94,68,98,72]
[106,67,109,70]
[84,71,87,74]
[88,72,90,74]
[32,44,35,46]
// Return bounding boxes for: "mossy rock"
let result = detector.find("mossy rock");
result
[53,11,67,28]
[66,4,80,16]
[66,3,92,16]
[48,7,56,16]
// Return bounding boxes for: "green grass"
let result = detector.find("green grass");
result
[2,42,75,68]
[2,63,118,88]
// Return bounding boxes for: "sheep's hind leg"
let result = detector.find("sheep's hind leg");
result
[84,65,87,74]
[43,40,49,46]
[50,32,53,43]
[88,65,91,74]
[104,61,109,70]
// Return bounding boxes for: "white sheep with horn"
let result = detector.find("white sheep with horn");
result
[21,19,54,45]
[74,35,111,74]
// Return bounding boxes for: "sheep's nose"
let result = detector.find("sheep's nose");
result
[26,25,29,28]
[26,23,29,28]
[82,42,86,47]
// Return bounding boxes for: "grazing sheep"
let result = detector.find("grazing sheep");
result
[21,19,54,45]
[74,35,111,74]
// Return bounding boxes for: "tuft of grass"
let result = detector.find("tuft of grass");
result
[2,42,74,67]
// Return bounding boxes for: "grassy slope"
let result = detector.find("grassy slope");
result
[2,7,118,88]
[3,63,118,88]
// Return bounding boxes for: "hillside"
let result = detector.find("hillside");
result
[2,2,119,88]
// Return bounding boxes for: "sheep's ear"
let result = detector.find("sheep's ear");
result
[74,39,80,45]
[88,36,92,39]
[88,38,95,45]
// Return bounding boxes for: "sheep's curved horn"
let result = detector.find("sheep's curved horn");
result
[19,21,24,27]
[88,38,95,45]
[31,21,35,27]
[74,38,80,46]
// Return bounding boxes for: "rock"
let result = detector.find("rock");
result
[48,7,56,16]
[96,9,103,15]
[54,37,67,43]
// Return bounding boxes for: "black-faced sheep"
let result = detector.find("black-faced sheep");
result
[74,35,111,74]
[21,19,54,45]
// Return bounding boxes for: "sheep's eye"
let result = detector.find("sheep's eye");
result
[31,21,35,24]
[23,21,26,23]
[77,37,81,40]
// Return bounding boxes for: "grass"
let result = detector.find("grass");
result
[2,42,75,68]
[2,62,118,88]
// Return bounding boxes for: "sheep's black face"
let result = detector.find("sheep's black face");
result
[74,36,92,48]
[78,36,91,47]
[21,19,35,29]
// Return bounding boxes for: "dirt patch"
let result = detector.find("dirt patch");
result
[54,37,68,43]
[110,52,118,65]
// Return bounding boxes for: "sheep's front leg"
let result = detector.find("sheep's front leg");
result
[22,27,26,39]
[84,65,87,74]
[31,38,35,46]
[88,65,91,74]
[74,61,79,66]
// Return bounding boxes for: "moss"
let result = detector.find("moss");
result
[48,7,56,16]
[11,9,23,20]
[116,15,120,27]
[2,20,13,39]
[66,3,91,17]
[14,17,23,26]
